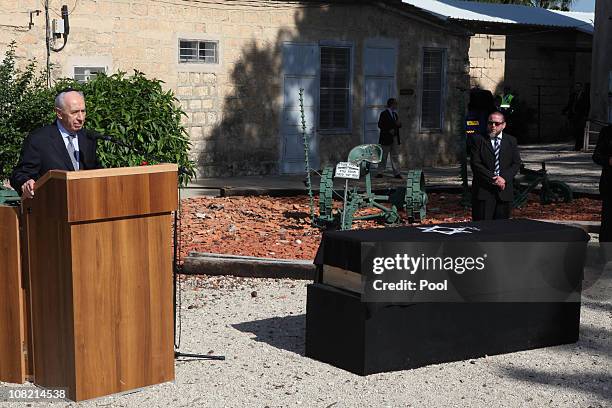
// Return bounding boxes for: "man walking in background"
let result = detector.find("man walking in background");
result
[376,98,402,179]
[562,82,590,151]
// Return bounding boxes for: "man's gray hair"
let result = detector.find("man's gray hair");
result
[55,90,85,110]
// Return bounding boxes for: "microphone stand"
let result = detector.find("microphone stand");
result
[89,130,225,362]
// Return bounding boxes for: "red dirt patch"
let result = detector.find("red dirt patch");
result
[178,193,601,261]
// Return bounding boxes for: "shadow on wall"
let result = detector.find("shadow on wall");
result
[198,3,469,176]
[467,78,536,144]
[202,37,283,177]
[200,5,328,177]
[503,32,591,144]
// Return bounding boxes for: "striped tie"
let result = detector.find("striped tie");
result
[67,134,80,170]
[493,137,501,176]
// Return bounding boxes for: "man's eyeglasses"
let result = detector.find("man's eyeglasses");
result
[488,121,505,126]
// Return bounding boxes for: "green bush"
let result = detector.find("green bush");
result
[0,43,195,185]
[0,42,50,183]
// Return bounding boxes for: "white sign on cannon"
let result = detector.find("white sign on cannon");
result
[335,162,360,179]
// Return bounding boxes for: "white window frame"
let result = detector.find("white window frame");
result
[318,41,354,134]
[178,39,219,64]
[175,33,223,74]
[73,66,106,83]
[63,56,112,82]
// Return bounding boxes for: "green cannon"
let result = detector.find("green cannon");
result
[315,144,427,230]
[512,162,572,208]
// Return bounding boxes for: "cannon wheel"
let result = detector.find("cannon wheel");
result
[318,167,334,220]
[405,169,428,222]
[541,181,573,204]
[384,207,401,225]
[512,180,530,208]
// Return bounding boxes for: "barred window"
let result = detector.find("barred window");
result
[74,67,105,83]
[319,47,350,130]
[179,40,218,64]
[421,49,446,130]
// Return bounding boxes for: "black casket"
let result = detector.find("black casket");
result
[306,219,589,375]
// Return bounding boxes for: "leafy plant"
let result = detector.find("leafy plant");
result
[0,42,195,185]
[75,71,195,185]
[0,42,49,182]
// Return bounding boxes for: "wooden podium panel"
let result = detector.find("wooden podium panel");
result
[24,165,177,401]
[70,215,174,398]
[0,205,26,383]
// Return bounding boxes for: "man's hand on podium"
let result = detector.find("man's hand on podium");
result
[21,179,35,199]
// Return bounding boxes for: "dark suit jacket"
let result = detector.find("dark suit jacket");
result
[470,133,521,202]
[10,122,101,193]
[593,125,612,196]
[378,109,401,146]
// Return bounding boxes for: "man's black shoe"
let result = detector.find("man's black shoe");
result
[394,174,403,179]
[376,174,383,178]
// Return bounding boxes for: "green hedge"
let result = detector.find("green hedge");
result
[0,42,195,185]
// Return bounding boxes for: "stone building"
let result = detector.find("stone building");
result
[405,0,594,143]
[0,0,470,177]
[590,0,612,125]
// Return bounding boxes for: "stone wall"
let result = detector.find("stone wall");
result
[504,31,592,142]
[469,34,506,93]
[0,0,469,176]
[465,25,592,143]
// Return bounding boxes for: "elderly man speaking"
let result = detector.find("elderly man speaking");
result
[10,89,102,199]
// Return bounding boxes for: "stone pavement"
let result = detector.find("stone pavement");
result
[182,143,601,198]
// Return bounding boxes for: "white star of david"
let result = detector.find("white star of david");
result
[417,225,481,235]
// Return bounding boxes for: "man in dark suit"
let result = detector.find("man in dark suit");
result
[562,82,590,151]
[593,125,612,244]
[376,98,402,179]
[10,89,101,199]
[470,111,521,220]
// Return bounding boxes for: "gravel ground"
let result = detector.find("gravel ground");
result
[2,262,610,408]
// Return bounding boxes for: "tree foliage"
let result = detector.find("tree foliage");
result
[72,71,196,185]
[0,43,195,185]
[0,42,49,182]
[468,0,574,11]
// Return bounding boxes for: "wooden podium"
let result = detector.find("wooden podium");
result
[0,204,29,384]
[22,164,177,401]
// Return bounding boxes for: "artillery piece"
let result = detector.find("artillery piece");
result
[313,144,427,230]
[512,162,572,208]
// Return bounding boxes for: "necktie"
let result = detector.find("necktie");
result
[493,137,501,176]
[393,112,398,121]
[67,134,80,171]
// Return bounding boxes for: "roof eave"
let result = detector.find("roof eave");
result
[451,19,593,36]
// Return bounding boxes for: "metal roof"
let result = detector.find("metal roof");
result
[402,0,594,34]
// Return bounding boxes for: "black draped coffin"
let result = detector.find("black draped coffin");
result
[306,219,589,375]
